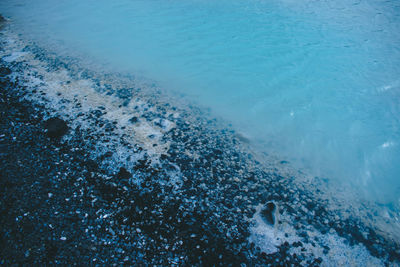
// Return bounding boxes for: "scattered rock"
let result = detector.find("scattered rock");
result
[117,167,131,179]
[129,116,138,123]
[261,202,277,225]
[0,67,11,77]
[44,117,68,138]
[86,159,99,171]
[292,241,303,248]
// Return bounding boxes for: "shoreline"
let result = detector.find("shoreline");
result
[1,22,399,265]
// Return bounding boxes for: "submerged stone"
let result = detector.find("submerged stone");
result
[0,15,6,30]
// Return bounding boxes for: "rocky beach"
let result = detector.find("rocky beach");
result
[1,16,400,266]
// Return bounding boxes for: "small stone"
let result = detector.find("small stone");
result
[44,117,68,138]
[117,167,131,179]
[0,66,11,76]
[261,202,277,225]
[129,116,138,123]
[293,241,303,247]
[60,237,67,241]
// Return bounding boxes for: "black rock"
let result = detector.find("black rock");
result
[134,159,148,170]
[117,167,131,179]
[44,241,58,260]
[44,117,69,138]
[129,116,138,123]
[292,241,303,248]
[86,159,99,171]
[314,257,323,264]
[261,202,276,225]
[0,67,11,77]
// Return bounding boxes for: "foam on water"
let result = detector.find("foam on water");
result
[2,51,26,62]
[249,205,386,266]
[0,33,175,172]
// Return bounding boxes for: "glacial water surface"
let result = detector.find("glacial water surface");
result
[1,0,400,207]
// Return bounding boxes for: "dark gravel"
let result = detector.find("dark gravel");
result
[1,33,400,265]
[0,64,289,266]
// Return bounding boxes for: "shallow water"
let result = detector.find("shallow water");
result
[1,0,400,206]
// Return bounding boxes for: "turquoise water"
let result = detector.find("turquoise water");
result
[1,0,400,205]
